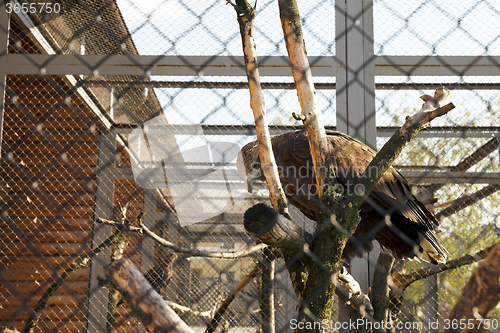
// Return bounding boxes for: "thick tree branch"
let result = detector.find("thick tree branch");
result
[243,204,373,316]
[444,241,500,333]
[244,203,312,260]
[351,88,454,209]
[233,0,290,217]
[278,0,330,197]
[103,259,195,333]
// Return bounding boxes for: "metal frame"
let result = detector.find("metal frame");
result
[88,130,117,333]
[1,5,500,333]
[4,53,500,77]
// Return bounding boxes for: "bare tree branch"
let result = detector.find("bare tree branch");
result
[166,301,212,319]
[139,218,268,258]
[394,243,496,292]
[233,0,290,217]
[104,259,195,333]
[206,263,265,333]
[444,241,500,333]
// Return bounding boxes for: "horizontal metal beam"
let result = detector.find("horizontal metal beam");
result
[6,54,500,77]
[113,124,500,138]
[84,81,500,91]
[374,56,500,76]
[5,54,337,77]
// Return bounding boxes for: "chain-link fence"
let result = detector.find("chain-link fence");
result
[1,0,500,332]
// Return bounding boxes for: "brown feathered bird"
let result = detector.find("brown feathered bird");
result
[237,130,448,264]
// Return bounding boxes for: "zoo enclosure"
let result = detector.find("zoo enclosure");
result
[1,0,500,332]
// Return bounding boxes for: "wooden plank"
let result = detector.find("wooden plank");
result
[0,242,91,256]
[3,140,98,154]
[5,102,95,118]
[0,166,96,179]
[5,204,94,218]
[3,321,139,333]
[5,192,96,206]
[1,267,90,282]
[2,128,98,143]
[0,178,96,192]
[4,153,97,167]
[0,230,92,243]
[87,129,116,333]
[3,116,99,131]
[0,218,93,231]
[0,305,132,321]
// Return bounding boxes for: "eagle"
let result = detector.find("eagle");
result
[237,130,448,264]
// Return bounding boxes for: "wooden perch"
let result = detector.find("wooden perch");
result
[445,241,500,333]
[244,203,312,259]
[98,217,268,258]
[104,258,195,333]
[278,0,330,197]
[233,0,290,217]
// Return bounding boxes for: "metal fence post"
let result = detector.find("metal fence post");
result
[336,0,377,330]
[88,129,117,333]
[0,1,10,160]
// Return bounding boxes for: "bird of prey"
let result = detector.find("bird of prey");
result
[237,130,448,264]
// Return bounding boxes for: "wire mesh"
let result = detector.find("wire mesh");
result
[1,1,500,333]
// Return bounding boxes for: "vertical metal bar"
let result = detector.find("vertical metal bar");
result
[424,266,439,333]
[335,0,348,135]
[335,1,352,329]
[0,1,10,160]
[260,248,275,333]
[88,129,117,333]
[362,0,376,148]
[346,0,366,142]
[336,1,377,330]
[138,189,157,333]
[274,258,296,333]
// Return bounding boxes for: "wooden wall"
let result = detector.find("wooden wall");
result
[0,22,143,333]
